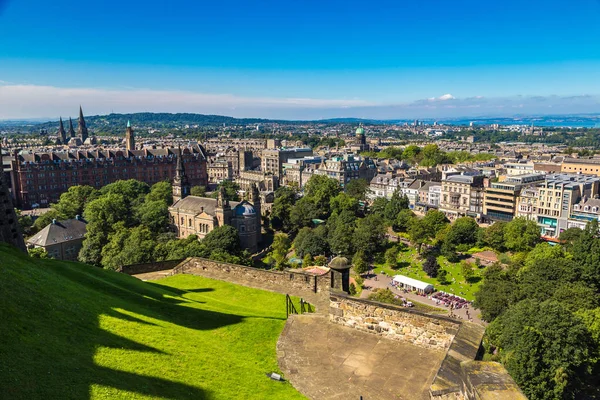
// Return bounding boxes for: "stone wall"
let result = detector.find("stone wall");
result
[173,258,332,307]
[119,259,185,275]
[329,292,460,350]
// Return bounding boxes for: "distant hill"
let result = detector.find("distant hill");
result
[0,244,304,399]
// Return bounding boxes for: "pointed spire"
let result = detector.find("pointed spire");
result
[176,146,185,177]
[57,117,66,143]
[127,120,131,128]
[68,117,75,137]
[78,106,88,142]
[172,146,190,202]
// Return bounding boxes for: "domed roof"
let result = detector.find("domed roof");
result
[235,203,256,216]
[329,256,351,270]
[355,126,365,135]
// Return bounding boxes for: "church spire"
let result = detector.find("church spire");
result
[57,117,66,144]
[78,106,88,142]
[172,146,190,203]
[68,117,76,138]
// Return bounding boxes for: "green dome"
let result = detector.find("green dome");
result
[329,256,350,270]
[355,126,365,135]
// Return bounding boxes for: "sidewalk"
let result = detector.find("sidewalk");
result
[360,272,484,325]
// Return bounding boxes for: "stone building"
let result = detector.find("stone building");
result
[26,216,87,260]
[236,170,278,192]
[207,160,233,184]
[169,159,262,252]
[10,134,208,209]
[261,147,313,178]
[439,174,485,220]
[483,173,545,222]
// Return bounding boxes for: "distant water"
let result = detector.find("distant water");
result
[437,116,600,128]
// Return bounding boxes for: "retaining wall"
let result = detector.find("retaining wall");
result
[329,292,461,350]
[119,259,185,275]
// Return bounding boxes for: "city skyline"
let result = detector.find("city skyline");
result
[1,0,600,119]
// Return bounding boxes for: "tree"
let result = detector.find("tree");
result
[444,217,479,252]
[190,185,207,197]
[289,197,319,232]
[408,218,430,253]
[394,208,415,232]
[33,209,61,232]
[570,220,600,288]
[422,255,440,277]
[345,178,370,200]
[558,227,583,252]
[352,251,369,274]
[304,175,341,218]
[146,181,173,205]
[135,200,170,232]
[422,210,449,237]
[314,255,327,266]
[293,226,329,258]
[460,260,474,282]
[101,225,157,270]
[369,197,388,216]
[52,185,98,219]
[271,186,297,231]
[402,145,421,163]
[504,217,541,252]
[385,246,399,268]
[211,180,240,201]
[384,190,409,222]
[353,214,386,257]
[100,179,150,208]
[271,233,291,270]
[201,225,241,255]
[474,263,518,322]
[489,300,596,400]
[483,221,507,251]
[28,247,48,258]
[302,253,313,267]
[437,269,448,285]
[328,219,355,256]
[329,193,359,216]
[15,209,34,236]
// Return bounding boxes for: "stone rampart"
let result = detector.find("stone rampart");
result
[172,257,331,308]
[329,292,460,350]
[119,259,185,275]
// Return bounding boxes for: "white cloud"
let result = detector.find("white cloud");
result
[0,84,373,119]
[428,94,456,102]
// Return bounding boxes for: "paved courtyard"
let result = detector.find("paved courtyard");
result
[277,314,446,400]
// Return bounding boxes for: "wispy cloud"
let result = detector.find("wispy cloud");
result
[0,85,599,120]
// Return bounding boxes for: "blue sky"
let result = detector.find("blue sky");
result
[1,0,600,119]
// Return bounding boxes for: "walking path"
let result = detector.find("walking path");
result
[360,272,484,325]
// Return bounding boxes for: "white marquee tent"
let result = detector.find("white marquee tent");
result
[392,275,435,294]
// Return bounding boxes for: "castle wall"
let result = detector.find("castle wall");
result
[329,293,460,350]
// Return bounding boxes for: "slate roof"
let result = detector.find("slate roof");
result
[27,218,87,247]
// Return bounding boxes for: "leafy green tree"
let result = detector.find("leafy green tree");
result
[190,185,207,197]
[33,209,61,232]
[384,190,409,222]
[385,246,399,267]
[211,180,240,201]
[271,186,297,230]
[52,185,98,219]
[314,255,327,266]
[293,226,329,258]
[100,179,150,208]
[460,260,474,282]
[328,219,355,256]
[489,300,596,400]
[368,288,403,305]
[329,192,359,215]
[302,253,313,267]
[146,181,173,205]
[15,209,34,236]
[482,221,507,251]
[79,193,129,266]
[437,269,448,285]
[352,251,369,274]
[271,233,291,269]
[402,145,421,163]
[353,214,386,257]
[369,197,388,216]
[289,197,320,232]
[349,283,357,295]
[521,243,566,272]
[28,247,49,258]
[101,225,158,270]
[570,220,600,288]
[444,217,479,252]
[474,263,518,321]
[135,200,170,232]
[422,210,449,237]
[304,175,341,217]
[558,227,583,252]
[394,208,415,232]
[408,218,430,253]
[201,225,241,255]
[345,178,370,200]
[503,217,541,252]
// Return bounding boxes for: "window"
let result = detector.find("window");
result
[585,206,590,212]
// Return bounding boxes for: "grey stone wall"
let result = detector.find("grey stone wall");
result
[119,259,185,275]
[329,293,460,350]
[173,258,331,306]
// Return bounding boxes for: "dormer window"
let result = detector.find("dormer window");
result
[593,207,598,213]
[574,205,580,211]
[584,206,590,212]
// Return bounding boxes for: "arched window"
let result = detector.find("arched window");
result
[584,206,590,212]
[593,207,598,213]
[181,217,184,225]
[189,218,192,227]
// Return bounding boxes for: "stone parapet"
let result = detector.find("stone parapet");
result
[329,292,460,350]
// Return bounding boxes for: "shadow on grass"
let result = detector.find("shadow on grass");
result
[1,249,254,399]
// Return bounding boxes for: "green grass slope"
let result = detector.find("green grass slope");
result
[0,244,305,400]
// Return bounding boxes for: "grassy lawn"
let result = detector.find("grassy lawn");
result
[372,244,485,301]
[0,244,305,400]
